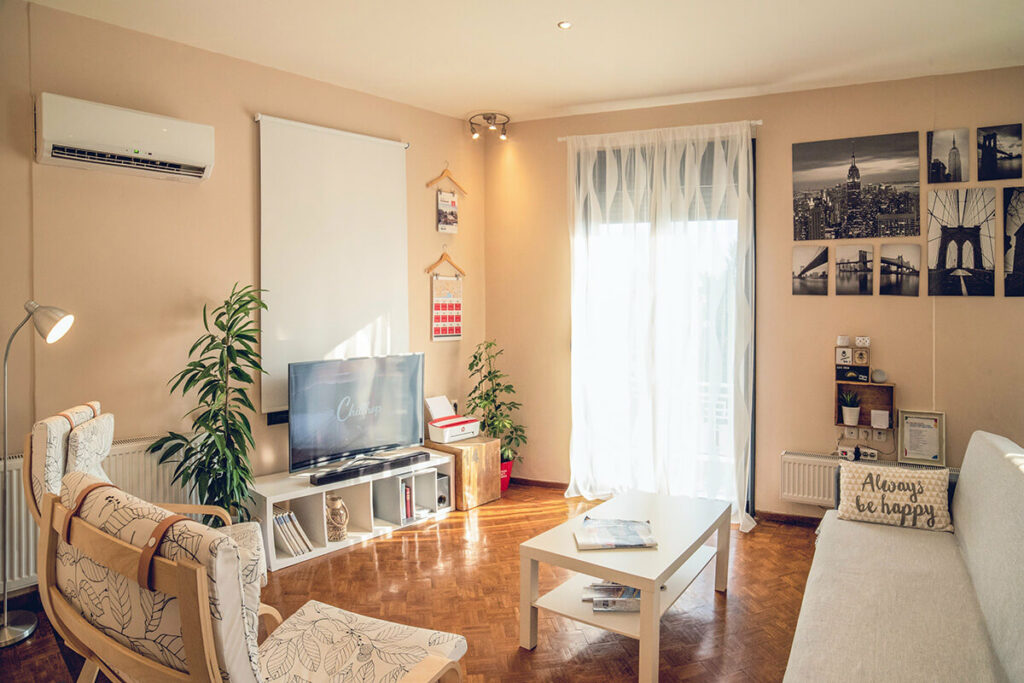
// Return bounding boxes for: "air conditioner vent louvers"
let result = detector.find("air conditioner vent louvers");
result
[50,145,206,178]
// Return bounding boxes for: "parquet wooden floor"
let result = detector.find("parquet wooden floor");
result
[1,485,816,682]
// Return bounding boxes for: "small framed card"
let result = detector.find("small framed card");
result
[897,410,946,467]
[835,347,853,364]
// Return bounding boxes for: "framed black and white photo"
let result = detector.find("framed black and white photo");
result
[926,128,969,183]
[879,244,921,296]
[793,132,919,240]
[792,245,828,295]
[927,188,995,296]
[1005,187,1024,297]
[898,410,946,468]
[977,124,1022,182]
[835,245,873,295]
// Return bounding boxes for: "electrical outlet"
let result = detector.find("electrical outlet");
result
[844,427,858,440]
[859,428,871,442]
[873,429,887,442]
[860,446,878,460]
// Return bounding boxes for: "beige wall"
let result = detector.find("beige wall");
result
[485,67,1024,516]
[3,3,487,475]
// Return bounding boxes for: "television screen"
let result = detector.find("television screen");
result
[288,354,424,473]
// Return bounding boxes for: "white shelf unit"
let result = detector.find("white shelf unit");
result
[250,449,454,571]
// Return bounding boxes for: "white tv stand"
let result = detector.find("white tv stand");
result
[250,447,454,571]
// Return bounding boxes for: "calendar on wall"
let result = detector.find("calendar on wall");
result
[432,275,463,341]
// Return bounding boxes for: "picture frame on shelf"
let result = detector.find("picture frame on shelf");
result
[897,410,946,468]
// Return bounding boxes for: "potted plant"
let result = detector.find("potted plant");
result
[466,340,527,492]
[839,390,861,427]
[148,284,267,524]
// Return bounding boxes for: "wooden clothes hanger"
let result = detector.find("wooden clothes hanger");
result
[426,162,468,196]
[425,248,466,277]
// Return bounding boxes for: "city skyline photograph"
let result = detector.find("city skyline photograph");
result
[792,245,828,296]
[927,128,969,183]
[977,124,1023,181]
[793,131,920,240]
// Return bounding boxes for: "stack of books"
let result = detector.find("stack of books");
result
[581,581,641,612]
[272,505,315,557]
[573,516,657,551]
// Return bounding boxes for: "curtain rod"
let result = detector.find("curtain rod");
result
[555,120,763,142]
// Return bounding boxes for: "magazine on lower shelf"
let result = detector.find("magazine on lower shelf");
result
[573,516,657,551]
[581,581,642,612]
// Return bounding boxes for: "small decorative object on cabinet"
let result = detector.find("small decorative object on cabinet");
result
[852,348,870,366]
[425,436,500,510]
[835,347,853,364]
[871,368,888,383]
[839,391,861,426]
[325,493,349,542]
[836,335,851,347]
[855,336,871,347]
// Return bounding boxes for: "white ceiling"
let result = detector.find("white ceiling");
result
[30,0,1024,121]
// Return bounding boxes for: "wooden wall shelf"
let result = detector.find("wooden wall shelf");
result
[835,381,894,428]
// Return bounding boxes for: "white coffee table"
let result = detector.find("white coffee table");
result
[519,491,731,682]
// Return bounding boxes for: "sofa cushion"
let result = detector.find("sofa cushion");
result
[67,413,115,483]
[258,600,466,682]
[58,471,262,683]
[30,402,101,511]
[837,462,952,532]
[952,431,1024,681]
[785,511,1004,682]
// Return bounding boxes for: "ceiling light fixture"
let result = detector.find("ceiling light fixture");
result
[468,113,510,141]
[556,20,572,30]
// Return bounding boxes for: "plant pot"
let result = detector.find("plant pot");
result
[841,406,860,426]
[500,461,513,492]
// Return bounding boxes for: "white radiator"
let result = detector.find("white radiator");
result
[4,436,194,591]
[780,450,962,508]
[780,451,840,507]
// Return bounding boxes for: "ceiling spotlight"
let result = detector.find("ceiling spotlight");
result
[467,112,510,140]
[557,20,572,30]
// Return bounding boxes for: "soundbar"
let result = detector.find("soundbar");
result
[308,451,431,486]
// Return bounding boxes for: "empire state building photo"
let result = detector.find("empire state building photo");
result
[927,128,969,183]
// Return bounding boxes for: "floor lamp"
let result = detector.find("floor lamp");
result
[1,300,74,648]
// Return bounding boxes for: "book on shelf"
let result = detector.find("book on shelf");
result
[403,481,413,520]
[573,516,657,551]
[272,505,312,556]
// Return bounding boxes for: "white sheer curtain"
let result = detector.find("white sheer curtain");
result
[566,121,756,532]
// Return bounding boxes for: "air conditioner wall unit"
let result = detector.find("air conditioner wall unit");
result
[35,93,214,182]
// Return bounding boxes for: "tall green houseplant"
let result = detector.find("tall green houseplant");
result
[148,284,266,524]
[466,340,527,463]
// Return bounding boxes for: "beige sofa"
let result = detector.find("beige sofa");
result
[785,431,1023,682]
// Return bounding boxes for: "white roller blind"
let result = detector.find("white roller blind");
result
[258,114,409,412]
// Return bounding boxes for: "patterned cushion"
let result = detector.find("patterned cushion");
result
[30,402,101,511]
[67,413,115,483]
[837,462,953,532]
[222,522,268,587]
[58,472,262,683]
[258,600,466,682]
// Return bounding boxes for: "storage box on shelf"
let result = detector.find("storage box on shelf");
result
[250,448,454,571]
[425,436,500,510]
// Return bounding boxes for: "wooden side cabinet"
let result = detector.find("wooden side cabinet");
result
[425,436,500,510]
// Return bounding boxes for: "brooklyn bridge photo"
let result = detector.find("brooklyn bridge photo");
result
[1005,187,1024,297]
[927,188,996,296]
[977,124,1022,182]
[880,244,921,296]
[793,132,920,241]
[792,245,828,295]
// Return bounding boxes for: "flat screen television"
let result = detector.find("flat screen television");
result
[288,353,424,473]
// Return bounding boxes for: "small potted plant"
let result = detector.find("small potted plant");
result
[466,340,527,492]
[839,390,861,426]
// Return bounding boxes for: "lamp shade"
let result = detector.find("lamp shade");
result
[24,301,74,344]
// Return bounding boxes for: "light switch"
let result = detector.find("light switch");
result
[859,428,871,441]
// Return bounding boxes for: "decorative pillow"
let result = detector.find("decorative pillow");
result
[837,462,953,532]
[67,413,115,482]
[30,402,101,509]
